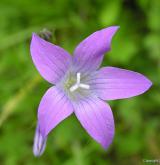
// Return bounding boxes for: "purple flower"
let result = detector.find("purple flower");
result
[30,26,152,156]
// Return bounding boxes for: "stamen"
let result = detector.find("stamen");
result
[69,72,90,92]
[79,83,90,89]
[77,72,81,84]
[70,84,79,92]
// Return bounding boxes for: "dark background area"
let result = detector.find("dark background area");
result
[0,0,159,164]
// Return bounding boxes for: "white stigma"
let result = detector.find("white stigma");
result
[70,72,90,92]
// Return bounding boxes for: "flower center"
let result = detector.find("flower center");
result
[59,71,91,101]
[70,72,90,92]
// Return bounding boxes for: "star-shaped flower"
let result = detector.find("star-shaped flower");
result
[30,26,152,156]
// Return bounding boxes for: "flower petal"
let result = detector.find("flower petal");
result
[90,67,152,100]
[73,96,114,149]
[30,33,72,84]
[33,124,47,157]
[73,26,119,73]
[38,86,74,137]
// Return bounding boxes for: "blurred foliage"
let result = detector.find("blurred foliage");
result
[0,0,160,165]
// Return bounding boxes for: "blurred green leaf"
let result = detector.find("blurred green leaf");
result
[99,0,122,26]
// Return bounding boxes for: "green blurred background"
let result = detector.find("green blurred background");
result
[0,0,159,164]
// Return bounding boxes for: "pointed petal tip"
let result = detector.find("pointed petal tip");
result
[145,78,152,91]
[30,33,41,55]
[33,125,47,157]
[31,33,39,46]
[98,138,114,151]
[114,26,120,31]
[110,25,120,29]
[32,32,38,37]
[98,26,119,37]
[33,140,46,157]
[33,150,43,157]
[107,25,120,35]
[105,25,120,30]
[103,26,119,52]
[114,25,120,29]
[140,74,152,95]
[100,132,114,150]
[31,33,45,44]
[101,144,109,150]
[31,33,41,42]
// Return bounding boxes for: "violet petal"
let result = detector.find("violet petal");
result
[73,96,114,149]
[38,86,74,137]
[30,33,72,84]
[91,67,152,100]
[73,26,119,73]
[33,124,47,157]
